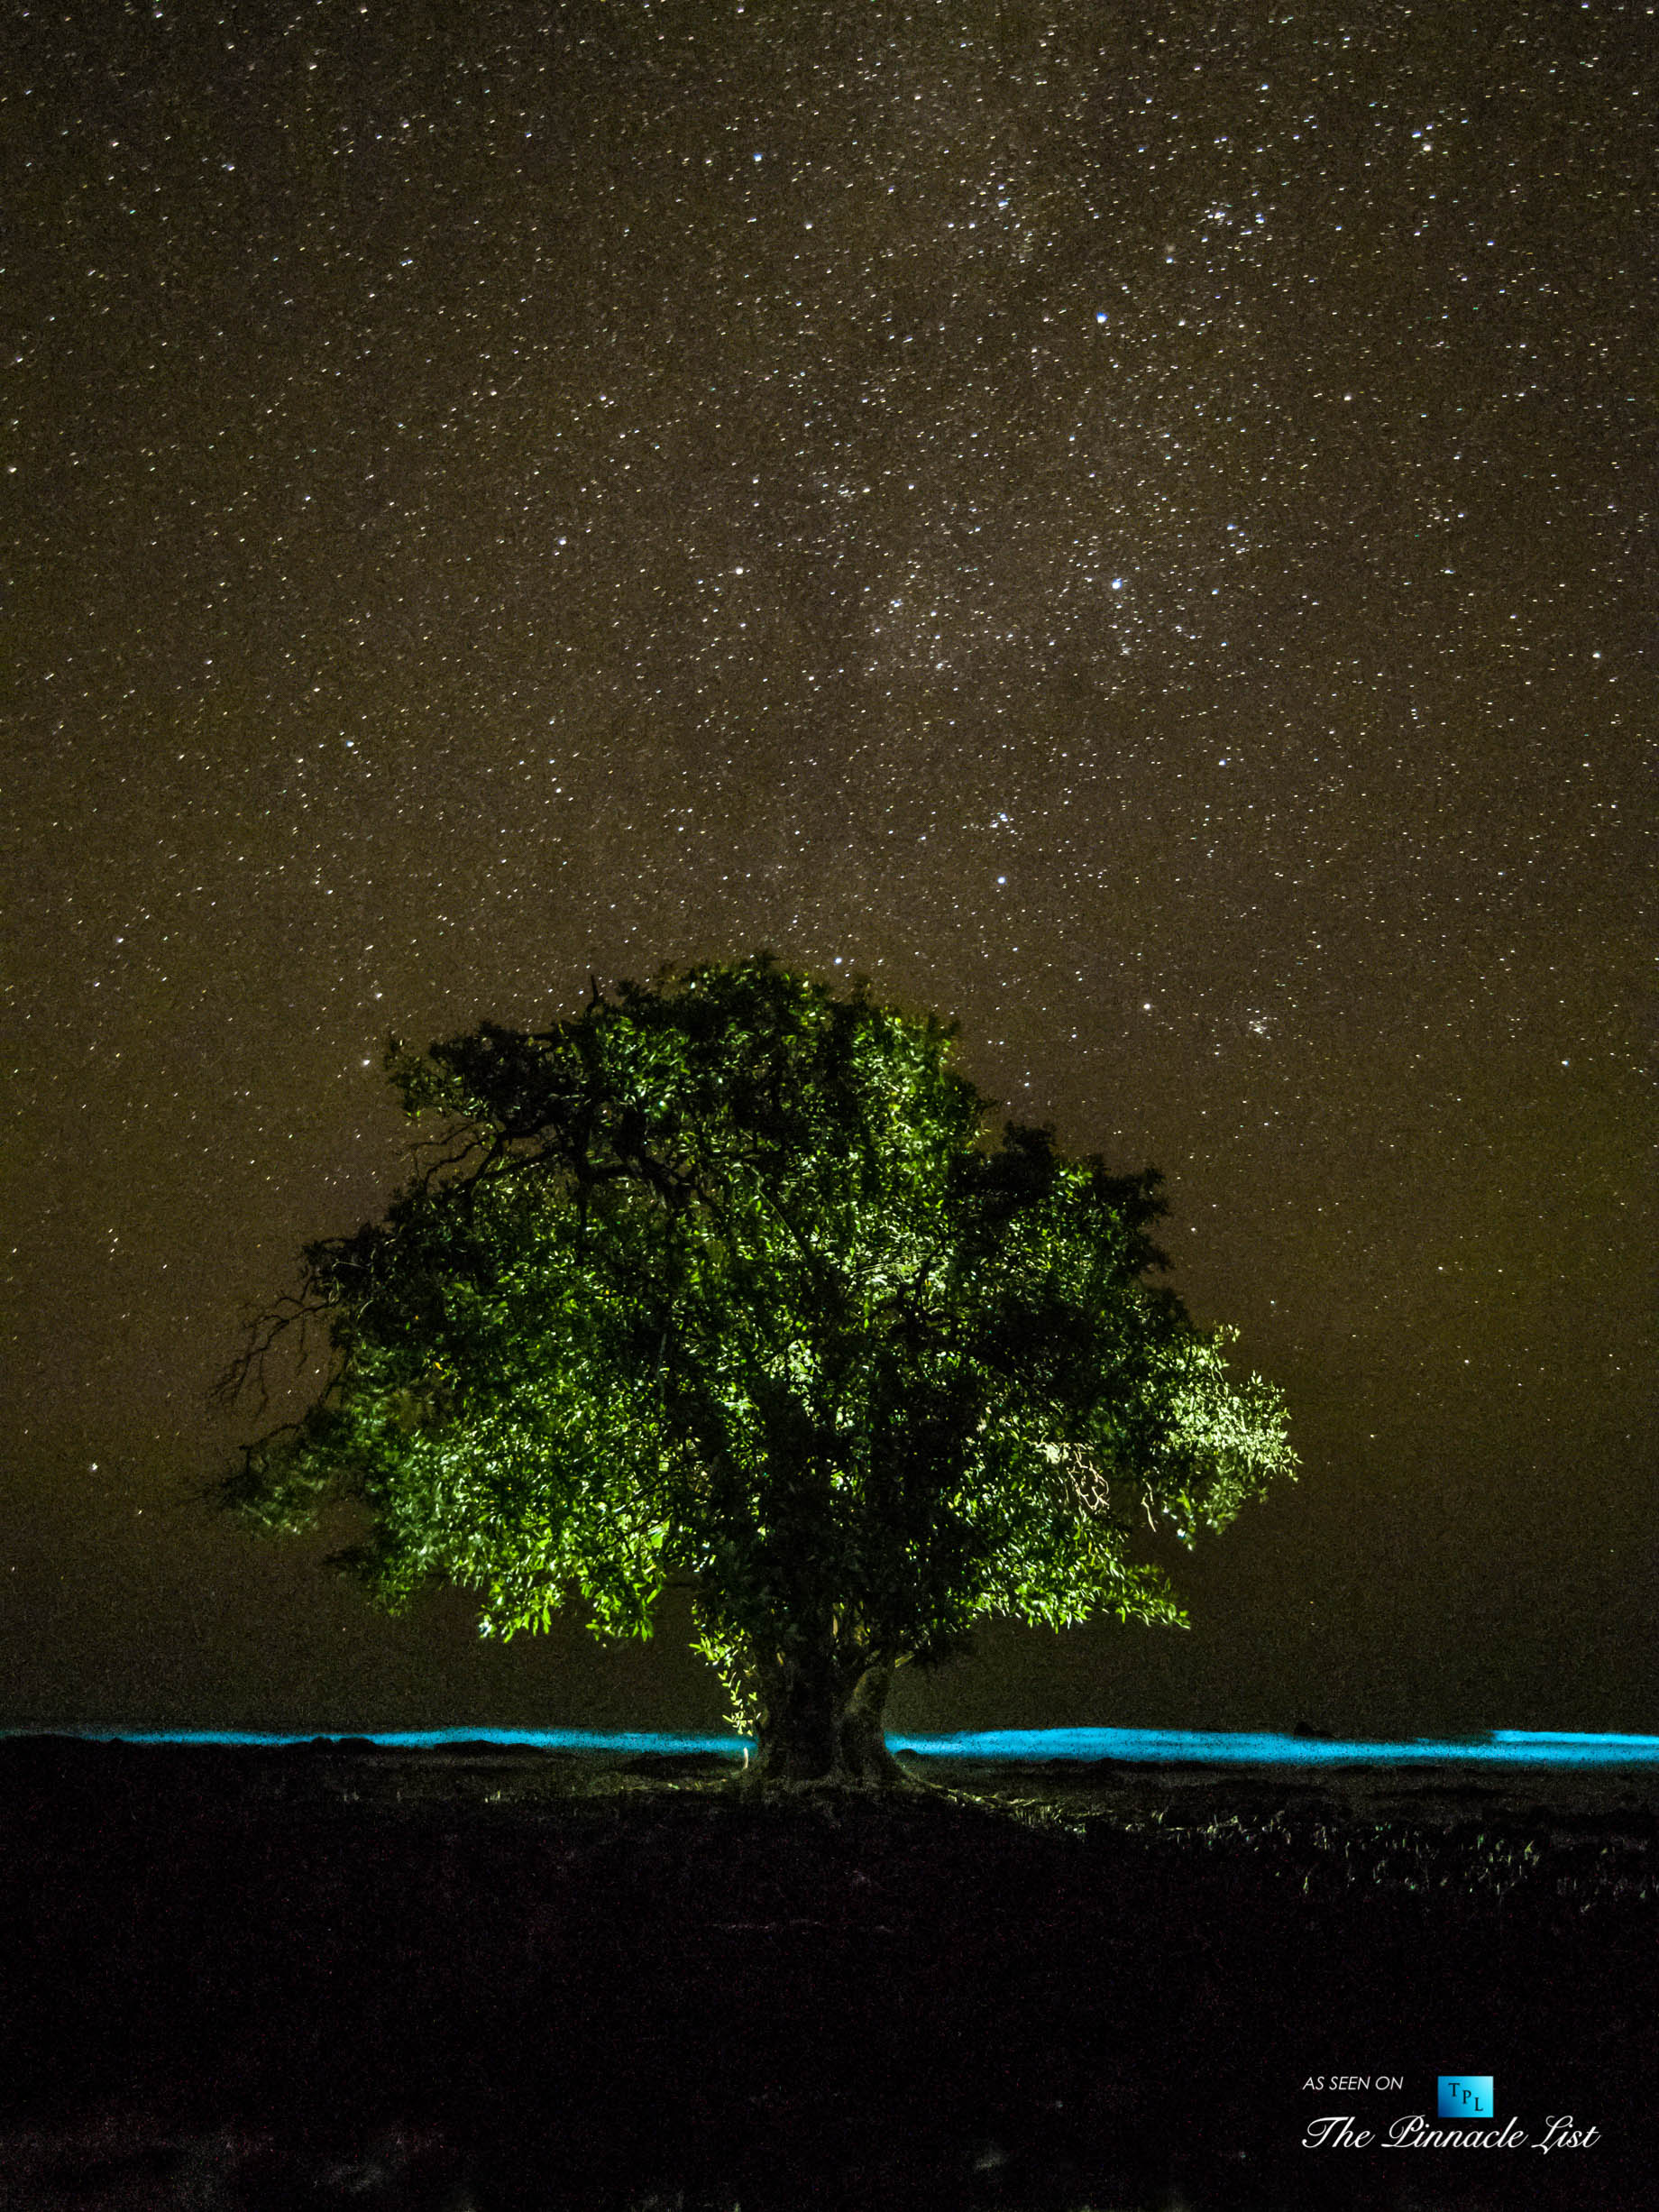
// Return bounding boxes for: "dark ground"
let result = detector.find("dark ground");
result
[1,1739,1654,2211]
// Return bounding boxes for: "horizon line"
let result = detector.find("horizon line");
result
[5,1723,1657,1766]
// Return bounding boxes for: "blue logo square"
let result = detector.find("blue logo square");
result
[1438,2076,1494,2120]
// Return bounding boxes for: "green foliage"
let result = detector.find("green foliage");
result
[215,954,1297,1729]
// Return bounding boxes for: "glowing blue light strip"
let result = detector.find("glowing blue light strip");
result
[892,1728,1659,1767]
[5,1726,1659,1767]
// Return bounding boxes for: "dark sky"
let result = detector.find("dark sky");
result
[5,0,1652,1739]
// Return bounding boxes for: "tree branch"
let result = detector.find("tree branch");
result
[210,1292,332,1418]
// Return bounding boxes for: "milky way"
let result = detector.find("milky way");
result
[5,1,1650,1735]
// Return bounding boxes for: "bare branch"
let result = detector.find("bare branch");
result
[210,1292,332,1418]
[180,1415,309,1508]
[406,1119,496,1195]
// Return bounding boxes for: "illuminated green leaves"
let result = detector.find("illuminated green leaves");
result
[216,954,1297,1726]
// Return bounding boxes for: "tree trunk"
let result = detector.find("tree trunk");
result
[747,1650,919,1787]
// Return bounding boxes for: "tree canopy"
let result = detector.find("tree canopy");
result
[215,953,1297,1782]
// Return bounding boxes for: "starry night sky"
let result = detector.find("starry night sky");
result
[5,0,1652,1737]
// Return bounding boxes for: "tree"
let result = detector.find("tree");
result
[213,953,1297,1785]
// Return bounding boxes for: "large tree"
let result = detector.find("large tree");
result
[214,954,1296,1785]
